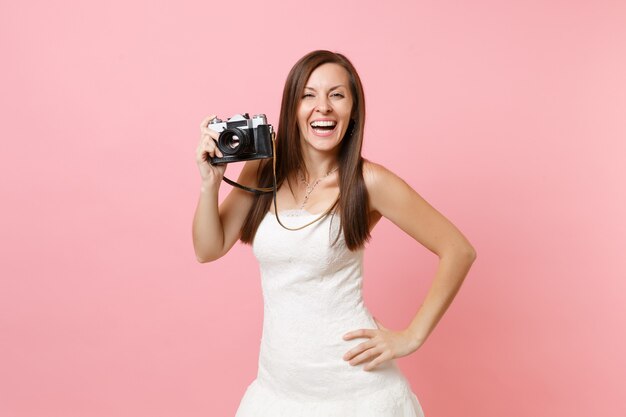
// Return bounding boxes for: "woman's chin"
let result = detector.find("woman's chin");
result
[303,137,342,154]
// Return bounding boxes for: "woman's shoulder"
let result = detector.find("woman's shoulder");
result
[362,159,415,214]
[362,159,406,189]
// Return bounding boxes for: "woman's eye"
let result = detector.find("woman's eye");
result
[302,93,314,98]
[331,93,345,98]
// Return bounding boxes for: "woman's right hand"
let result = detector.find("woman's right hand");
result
[197,115,227,189]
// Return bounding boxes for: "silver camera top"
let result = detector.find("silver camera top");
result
[208,113,270,133]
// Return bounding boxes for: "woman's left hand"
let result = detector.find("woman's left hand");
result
[342,317,420,371]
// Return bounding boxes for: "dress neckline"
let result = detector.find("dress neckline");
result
[267,208,327,218]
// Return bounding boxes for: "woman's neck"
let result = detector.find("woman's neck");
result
[300,148,340,181]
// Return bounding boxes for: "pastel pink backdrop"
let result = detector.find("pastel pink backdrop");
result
[1,1,624,416]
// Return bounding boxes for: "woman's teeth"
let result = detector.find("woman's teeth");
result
[310,121,337,134]
[311,120,337,128]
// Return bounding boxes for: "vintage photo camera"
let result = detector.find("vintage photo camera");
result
[208,113,274,164]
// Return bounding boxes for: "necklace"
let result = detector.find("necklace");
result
[297,167,338,210]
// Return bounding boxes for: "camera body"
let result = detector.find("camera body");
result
[208,113,273,164]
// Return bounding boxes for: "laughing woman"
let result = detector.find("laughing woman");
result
[193,50,476,417]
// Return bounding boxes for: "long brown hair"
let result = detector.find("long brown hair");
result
[240,50,370,251]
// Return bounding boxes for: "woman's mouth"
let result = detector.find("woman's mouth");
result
[310,120,337,137]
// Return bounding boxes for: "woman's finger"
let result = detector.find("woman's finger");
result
[197,140,223,162]
[203,138,223,158]
[198,131,219,154]
[363,350,392,372]
[200,126,220,140]
[199,114,217,129]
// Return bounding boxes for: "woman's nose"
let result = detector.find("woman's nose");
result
[315,97,332,113]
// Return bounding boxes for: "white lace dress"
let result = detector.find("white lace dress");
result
[234,209,425,417]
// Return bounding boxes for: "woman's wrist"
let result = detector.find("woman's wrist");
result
[200,179,221,194]
[402,327,427,352]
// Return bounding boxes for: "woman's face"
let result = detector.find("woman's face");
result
[297,63,354,155]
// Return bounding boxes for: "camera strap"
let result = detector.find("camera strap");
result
[221,131,338,230]
[221,175,273,195]
[219,131,276,195]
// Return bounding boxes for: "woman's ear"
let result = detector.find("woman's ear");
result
[348,119,356,137]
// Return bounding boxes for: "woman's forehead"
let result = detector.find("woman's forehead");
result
[305,63,350,89]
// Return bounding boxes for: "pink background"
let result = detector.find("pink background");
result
[1,1,625,416]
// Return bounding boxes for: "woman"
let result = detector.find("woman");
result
[193,50,476,416]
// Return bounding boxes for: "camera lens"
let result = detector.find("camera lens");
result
[218,128,250,155]
[227,135,240,149]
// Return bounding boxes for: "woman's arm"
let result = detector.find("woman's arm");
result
[192,160,260,263]
[364,160,477,348]
[192,115,261,263]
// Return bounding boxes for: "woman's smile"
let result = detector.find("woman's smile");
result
[309,118,338,137]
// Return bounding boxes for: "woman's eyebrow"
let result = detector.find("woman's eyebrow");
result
[304,85,346,91]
